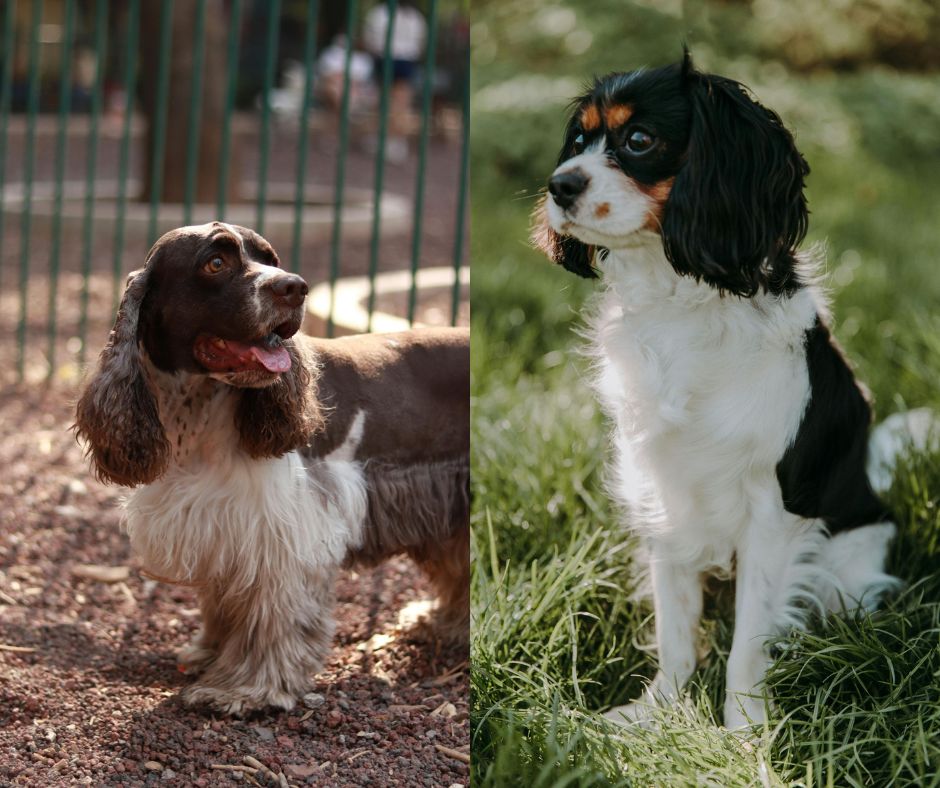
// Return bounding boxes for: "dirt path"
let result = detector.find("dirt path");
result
[0,385,469,786]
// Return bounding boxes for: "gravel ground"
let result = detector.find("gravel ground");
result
[0,384,469,786]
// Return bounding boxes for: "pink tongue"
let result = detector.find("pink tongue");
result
[249,343,292,373]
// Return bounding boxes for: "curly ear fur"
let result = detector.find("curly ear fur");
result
[235,340,322,458]
[662,66,809,296]
[74,268,170,486]
[530,195,598,278]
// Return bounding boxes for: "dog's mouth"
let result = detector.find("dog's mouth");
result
[193,321,298,374]
[551,212,650,249]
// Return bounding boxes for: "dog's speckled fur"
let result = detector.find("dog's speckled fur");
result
[74,222,469,713]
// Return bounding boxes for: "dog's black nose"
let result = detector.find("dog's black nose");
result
[270,273,309,308]
[548,170,590,210]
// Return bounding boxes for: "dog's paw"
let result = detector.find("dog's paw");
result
[176,641,216,675]
[427,606,471,646]
[723,694,766,731]
[602,701,659,728]
[181,683,298,716]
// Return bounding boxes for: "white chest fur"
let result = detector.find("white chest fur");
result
[124,370,367,587]
[590,245,819,568]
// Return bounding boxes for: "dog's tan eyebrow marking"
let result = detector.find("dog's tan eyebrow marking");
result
[579,105,601,132]
[604,104,633,128]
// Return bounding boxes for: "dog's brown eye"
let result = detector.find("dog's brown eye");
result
[573,133,585,154]
[204,257,225,274]
[625,129,655,154]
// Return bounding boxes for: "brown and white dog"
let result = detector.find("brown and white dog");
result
[74,222,469,714]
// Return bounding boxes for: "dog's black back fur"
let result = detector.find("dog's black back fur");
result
[777,317,893,532]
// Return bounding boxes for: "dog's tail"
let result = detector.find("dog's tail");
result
[866,407,939,495]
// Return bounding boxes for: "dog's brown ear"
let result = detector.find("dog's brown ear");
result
[235,339,322,458]
[74,268,170,486]
[531,195,598,278]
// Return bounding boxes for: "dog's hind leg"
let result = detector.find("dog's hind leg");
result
[407,526,470,645]
[819,522,901,613]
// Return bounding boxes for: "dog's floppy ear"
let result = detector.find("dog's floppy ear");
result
[662,58,809,296]
[530,106,599,279]
[74,267,170,486]
[235,339,322,458]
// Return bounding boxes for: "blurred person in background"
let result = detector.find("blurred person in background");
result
[316,34,375,114]
[364,0,428,162]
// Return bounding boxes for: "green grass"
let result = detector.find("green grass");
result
[470,2,940,785]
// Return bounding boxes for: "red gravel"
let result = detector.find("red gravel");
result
[0,385,469,786]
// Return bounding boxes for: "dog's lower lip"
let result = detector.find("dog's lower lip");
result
[274,321,298,339]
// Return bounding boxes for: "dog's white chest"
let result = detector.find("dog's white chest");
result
[592,259,817,565]
[125,450,368,584]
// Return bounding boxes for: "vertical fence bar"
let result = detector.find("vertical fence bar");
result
[327,0,360,337]
[255,0,281,234]
[451,50,469,326]
[289,0,319,275]
[407,0,439,325]
[148,0,175,247]
[217,0,243,220]
[78,0,108,367]
[16,0,44,381]
[183,0,208,225]
[0,0,16,292]
[366,0,397,331]
[46,0,77,379]
[112,0,141,312]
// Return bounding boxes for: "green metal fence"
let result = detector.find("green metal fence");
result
[0,0,469,384]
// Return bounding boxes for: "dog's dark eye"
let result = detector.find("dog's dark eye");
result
[573,133,585,154]
[625,129,656,154]
[204,257,225,274]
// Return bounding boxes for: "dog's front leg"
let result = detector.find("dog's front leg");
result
[724,518,803,729]
[605,542,702,725]
[181,566,336,715]
[176,585,225,675]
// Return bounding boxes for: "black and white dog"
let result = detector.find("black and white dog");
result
[534,51,929,727]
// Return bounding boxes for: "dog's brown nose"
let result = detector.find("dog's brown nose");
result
[269,273,309,308]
